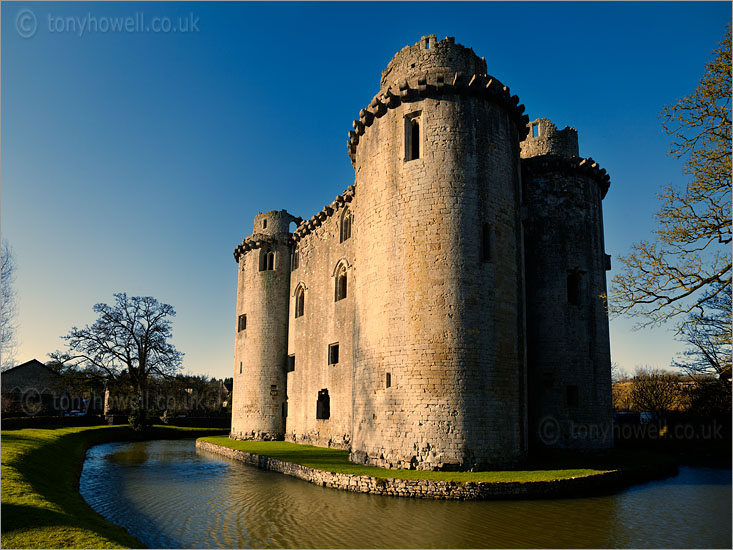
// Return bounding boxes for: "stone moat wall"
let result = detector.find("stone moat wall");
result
[196,439,678,501]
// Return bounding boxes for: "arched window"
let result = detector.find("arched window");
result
[340,208,352,243]
[291,245,299,271]
[295,286,305,318]
[410,119,420,160]
[316,389,330,420]
[335,265,347,301]
[260,248,275,271]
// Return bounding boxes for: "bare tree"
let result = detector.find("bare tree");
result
[673,283,731,383]
[611,25,731,330]
[1,240,18,370]
[629,367,682,414]
[51,293,184,430]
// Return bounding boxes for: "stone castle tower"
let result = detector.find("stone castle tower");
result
[231,36,613,470]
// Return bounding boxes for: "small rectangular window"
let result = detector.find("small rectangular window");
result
[386,372,391,388]
[566,385,579,407]
[238,314,247,332]
[567,271,583,305]
[328,343,339,365]
[531,123,540,138]
[316,389,330,420]
[287,355,295,372]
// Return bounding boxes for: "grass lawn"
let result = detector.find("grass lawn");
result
[198,436,619,482]
[1,424,228,549]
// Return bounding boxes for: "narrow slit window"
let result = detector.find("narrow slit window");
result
[335,266,347,301]
[410,119,420,160]
[316,389,330,420]
[263,219,267,229]
[567,270,583,305]
[266,251,275,271]
[405,113,422,161]
[328,343,339,365]
[386,372,392,389]
[239,362,242,374]
[481,223,491,263]
[295,287,305,318]
[287,355,295,372]
[238,314,247,332]
[292,246,299,271]
[340,208,352,243]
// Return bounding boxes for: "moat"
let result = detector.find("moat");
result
[79,439,731,548]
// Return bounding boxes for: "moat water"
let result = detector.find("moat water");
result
[79,439,731,549]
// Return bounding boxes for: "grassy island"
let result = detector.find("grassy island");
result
[198,436,618,482]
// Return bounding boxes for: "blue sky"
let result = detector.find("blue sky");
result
[1,1,729,380]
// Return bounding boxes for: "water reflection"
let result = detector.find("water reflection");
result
[80,440,732,549]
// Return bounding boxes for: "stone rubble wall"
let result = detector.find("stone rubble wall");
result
[196,439,677,500]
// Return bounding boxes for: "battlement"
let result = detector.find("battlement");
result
[380,35,487,90]
[348,36,528,165]
[252,210,300,237]
[520,118,579,159]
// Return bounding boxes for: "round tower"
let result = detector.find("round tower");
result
[231,210,298,440]
[348,36,530,469]
[520,118,613,451]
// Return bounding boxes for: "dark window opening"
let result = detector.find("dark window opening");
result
[481,223,491,263]
[316,389,330,419]
[386,372,391,388]
[263,219,267,229]
[335,267,347,301]
[566,385,579,407]
[295,287,305,318]
[340,209,352,243]
[287,355,295,372]
[238,314,247,332]
[328,343,339,365]
[410,119,420,160]
[260,248,275,271]
[239,362,242,374]
[567,271,583,305]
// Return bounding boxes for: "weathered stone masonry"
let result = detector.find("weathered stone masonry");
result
[230,36,613,470]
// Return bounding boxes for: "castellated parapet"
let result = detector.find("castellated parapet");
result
[230,37,613,470]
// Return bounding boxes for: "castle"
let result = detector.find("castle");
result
[230,36,613,470]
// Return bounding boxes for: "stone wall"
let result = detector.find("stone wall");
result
[521,150,613,450]
[231,210,298,440]
[286,198,355,449]
[350,36,528,470]
[196,439,677,500]
[520,118,579,159]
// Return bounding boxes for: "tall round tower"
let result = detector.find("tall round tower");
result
[231,210,298,440]
[348,36,530,470]
[520,118,613,451]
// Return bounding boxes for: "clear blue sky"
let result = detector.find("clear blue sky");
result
[2,2,729,379]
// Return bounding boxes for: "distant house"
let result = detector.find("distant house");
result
[1,359,66,417]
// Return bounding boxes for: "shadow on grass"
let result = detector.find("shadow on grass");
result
[1,425,228,549]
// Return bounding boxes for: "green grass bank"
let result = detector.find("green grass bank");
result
[197,436,618,482]
[1,424,227,549]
